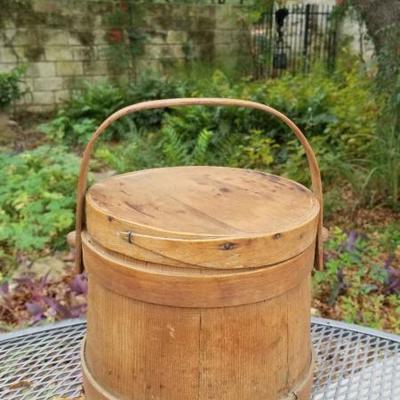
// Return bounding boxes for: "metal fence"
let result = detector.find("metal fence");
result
[250,4,339,78]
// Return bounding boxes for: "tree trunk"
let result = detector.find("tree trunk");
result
[350,0,400,86]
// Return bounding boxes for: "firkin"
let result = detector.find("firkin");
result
[76,98,323,400]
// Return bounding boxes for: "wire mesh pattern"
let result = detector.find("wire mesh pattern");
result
[0,318,399,399]
[0,321,85,399]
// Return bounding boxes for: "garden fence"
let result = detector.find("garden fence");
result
[250,4,339,78]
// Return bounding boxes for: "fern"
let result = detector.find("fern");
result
[161,127,215,166]
[192,129,213,165]
[161,126,189,165]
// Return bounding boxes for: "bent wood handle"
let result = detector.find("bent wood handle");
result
[75,98,323,273]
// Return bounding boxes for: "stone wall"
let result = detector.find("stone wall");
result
[0,0,247,111]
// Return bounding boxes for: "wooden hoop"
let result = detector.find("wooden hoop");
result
[75,98,323,273]
[82,232,315,308]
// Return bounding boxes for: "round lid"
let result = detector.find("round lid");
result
[85,166,320,269]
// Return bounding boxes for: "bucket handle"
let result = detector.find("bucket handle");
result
[75,98,323,273]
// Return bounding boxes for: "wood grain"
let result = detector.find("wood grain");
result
[82,231,314,308]
[85,167,319,269]
[79,99,319,399]
[287,277,312,388]
[87,167,318,237]
[82,231,315,398]
[74,98,324,273]
[83,273,313,399]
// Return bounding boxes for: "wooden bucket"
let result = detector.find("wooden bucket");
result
[75,98,323,400]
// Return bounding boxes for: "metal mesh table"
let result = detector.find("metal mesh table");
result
[0,318,399,399]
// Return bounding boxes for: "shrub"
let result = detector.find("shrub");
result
[39,81,127,145]
[159,67,378,191]
[41,66,378,157]
[94,131,164,172]
[161,66,376,156]
[40,73,186,146]
[94,127,217,172]
[367,75,400,208]
[0,65,27,109]
[40,64,387,209]
[228,130,277,170]
[125,71,187,128]
[0,146,79,273]
[161,126,214,166]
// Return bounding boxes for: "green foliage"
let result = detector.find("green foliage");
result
[160,126,188,166]
[368,125,400,208]
[39,81,126,145]
[379,224,400,253]
[0,146,79,272]
[40,73,185,146]
[158,67,378,201]
[180,66,374,152]
[161,126,214,166]
[229,130,277,170]
[1,58,400,333]
[0,65,27,109]
[94,131,163,173]
[75,66,389,212]
[252,64,377,158]
[94,126,215,172]
[125,71,186,128]
[340,4,400,207]
[38,62,394,213]
[367,74,400,208]
[40,64,378,163]
[37,62,394,211]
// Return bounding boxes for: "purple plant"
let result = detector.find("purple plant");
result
[25,302,45,322]
[0,282,9,296]
[0,272,87,330]
[384,256,400,294]
[346,231,358,252]
[337,230,359,254]
[69,274,88,295]
[327,267,347,305]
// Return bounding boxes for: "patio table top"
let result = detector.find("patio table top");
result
[0,317,399,399]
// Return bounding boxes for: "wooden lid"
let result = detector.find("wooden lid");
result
[85,166,319,269]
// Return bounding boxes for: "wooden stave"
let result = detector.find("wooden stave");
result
[82,338,314,400]
[82,235,314,399]
[83,278,313,400]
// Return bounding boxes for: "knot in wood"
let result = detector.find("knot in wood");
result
[220,242,236,251]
